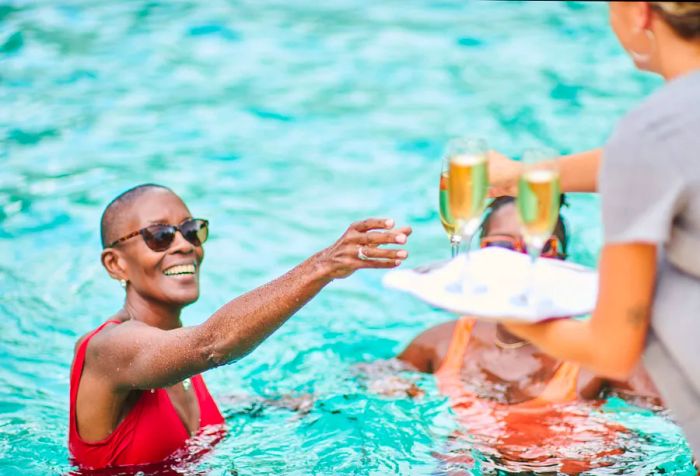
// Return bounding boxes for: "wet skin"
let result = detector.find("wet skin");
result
[398,202,660,403]
[78,189,205,439]
[75,188,413,443]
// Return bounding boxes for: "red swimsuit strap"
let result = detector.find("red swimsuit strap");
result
[69,320,123,423]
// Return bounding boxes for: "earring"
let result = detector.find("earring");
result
[119,279,127,289]
[629,29,655,63]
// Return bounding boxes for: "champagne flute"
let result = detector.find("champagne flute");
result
[447,138,489,289]
[439,154,461,257]
[515,147,561,305]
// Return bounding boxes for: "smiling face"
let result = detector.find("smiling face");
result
[103,188,204,308]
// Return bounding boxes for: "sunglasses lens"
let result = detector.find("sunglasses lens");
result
[483,240,517,251]
[142,225,176,252]
[181,219,208,247]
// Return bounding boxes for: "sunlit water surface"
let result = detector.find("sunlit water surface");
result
[0,0,695,474]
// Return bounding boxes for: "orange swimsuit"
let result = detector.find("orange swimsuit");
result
[434,318,624,473]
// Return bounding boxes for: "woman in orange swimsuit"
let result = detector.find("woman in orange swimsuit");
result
[399,196,660,473]
[69,183,412,471]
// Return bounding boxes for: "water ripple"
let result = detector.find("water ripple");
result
[0,0,690,474]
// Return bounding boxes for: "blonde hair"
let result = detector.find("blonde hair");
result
[651,2,700,39]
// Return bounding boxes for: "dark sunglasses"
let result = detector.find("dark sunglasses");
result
[480,234,565,260]
[107,218,209,252]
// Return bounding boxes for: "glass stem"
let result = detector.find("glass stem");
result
[450,235,461,258]
[460,231,474,293]
[525,245,542,305]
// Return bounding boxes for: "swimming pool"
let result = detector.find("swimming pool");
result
[0,0,695,474]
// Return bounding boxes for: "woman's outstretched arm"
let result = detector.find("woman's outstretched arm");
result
[88,218,412,391]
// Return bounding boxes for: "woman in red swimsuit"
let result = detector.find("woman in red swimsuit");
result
[398,196,660,473]
[69,183,412,471]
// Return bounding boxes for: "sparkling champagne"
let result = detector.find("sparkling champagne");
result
[448,154,489,228]
[517,169,561,247]
[438,173,457,236]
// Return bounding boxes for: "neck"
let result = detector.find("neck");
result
[123,291,183,330]
[655,29,700,81]
[495,324,528,346]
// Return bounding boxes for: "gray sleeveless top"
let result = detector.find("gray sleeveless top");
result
[600,69,700,455]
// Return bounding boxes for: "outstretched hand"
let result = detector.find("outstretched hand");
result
[487,150,522,197]
[316,218,412,280]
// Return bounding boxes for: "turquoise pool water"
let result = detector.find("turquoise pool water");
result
[0,0,695,474]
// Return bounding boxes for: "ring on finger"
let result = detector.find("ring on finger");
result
[357,246,369,261]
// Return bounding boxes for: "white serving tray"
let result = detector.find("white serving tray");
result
[383,247,598,323]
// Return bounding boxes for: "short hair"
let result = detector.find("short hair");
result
[100,184,172,248]
[479,195,569,256]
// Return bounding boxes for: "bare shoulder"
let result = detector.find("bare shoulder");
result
[408,320,458,350]
[78,317,139,366]
[87,319,144,354]
[74,331,91,357]
[73,319,120,356]
[398,320,458,373]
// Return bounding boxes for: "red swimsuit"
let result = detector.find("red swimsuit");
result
[69,320,225,470]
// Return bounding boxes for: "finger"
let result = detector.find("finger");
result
[352,218,395,233]
[357,259,403,269]
[361,230,409,246]
[359,247,408,261]
[396,226,412,236]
